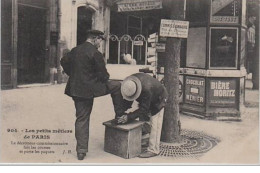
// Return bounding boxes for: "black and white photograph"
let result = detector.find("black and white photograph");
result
[0,0,259,165]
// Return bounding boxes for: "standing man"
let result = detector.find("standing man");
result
[246,15,256,75]
[61,30,128,160]
[118,73,168,158]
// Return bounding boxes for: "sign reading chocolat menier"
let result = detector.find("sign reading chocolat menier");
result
[209,79,237,107]
[185,76,205,106]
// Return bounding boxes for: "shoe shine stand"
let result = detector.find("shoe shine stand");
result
[103,120,144,159]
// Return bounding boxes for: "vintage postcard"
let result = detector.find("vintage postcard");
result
[0,0,259,165]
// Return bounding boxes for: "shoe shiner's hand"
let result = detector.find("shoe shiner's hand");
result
[117,115,128,124]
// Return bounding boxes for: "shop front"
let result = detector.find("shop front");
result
[106,0,247,120]
[106,0,174,79]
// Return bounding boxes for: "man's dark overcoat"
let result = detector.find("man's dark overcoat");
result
[62,42,110,98]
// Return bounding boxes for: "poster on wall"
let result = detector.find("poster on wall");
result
[209,79,237,107]
[210,0,240,24]
[184,76,205,106]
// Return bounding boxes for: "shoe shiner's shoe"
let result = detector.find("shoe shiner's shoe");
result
[77,153,86,160]
[141,134,149,148]
[138,151,158,158]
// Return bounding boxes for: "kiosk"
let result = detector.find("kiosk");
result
[180,0,247,120]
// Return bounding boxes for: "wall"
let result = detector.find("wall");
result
[59,0,106,51]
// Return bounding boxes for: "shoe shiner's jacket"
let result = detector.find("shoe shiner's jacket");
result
[126,73,168,122]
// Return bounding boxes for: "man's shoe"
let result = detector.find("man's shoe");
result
[77,153,86,160]
[138,151,158,158]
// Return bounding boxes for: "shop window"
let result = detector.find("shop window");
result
[109,13,146,65]
[109,9,163,65]
[186,27,207,68]
[127,15,146,65]
[210,28,238,68]
[109,12,126,64]
[186,0,208,25]
[77,7,93,45]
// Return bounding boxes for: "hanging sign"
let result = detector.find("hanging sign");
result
[209,79,237,107]
[149,33,157,39]
[155,43,165,52]
[148,37,158,43]
[147,56,156,63]
[160,19,189,38]
[134,41,144,46]
[147,47,156,56]
[117,0,162,12]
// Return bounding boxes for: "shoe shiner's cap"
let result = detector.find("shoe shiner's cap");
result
[121,75,142,101]
[86,30,105,40]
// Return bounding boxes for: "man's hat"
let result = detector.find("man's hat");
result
[86,30,105,40]
[121,75,142,101]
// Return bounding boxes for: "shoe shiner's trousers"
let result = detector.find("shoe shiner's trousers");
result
[147,108,164,154]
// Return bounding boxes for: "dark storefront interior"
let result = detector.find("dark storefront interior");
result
[17,4,47,84]
[108,3,189,67]
[77,6,93,46]
[109,7,164,65]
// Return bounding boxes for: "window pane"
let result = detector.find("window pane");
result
[128,15,141,28]
[186,27,207,68]
[210,28,237,68]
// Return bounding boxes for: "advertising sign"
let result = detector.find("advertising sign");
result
[184,76,205,106]
[147,47,156,56]
[134,41,143,46]
[211,0,234,15]
[157,75,183,103]
[160,19,189,38]
[210,0,239,24]
[117,0,162,12]
[209,79,237,107]
[155,43,165,52]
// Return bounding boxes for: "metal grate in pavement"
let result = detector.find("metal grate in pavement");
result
[158,129,220,158]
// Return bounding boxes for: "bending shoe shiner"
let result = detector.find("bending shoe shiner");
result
[117,73,168,158]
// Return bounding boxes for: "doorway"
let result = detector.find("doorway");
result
[17,4,47,84]
[77,7,93,45]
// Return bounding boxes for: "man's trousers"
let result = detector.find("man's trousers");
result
[72,80,131,154]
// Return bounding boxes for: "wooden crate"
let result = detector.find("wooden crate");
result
[103,120,144,159]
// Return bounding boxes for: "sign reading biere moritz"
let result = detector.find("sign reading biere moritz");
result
[160,19,189,38]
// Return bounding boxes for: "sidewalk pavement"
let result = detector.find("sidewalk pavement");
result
[0,80,259,164]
